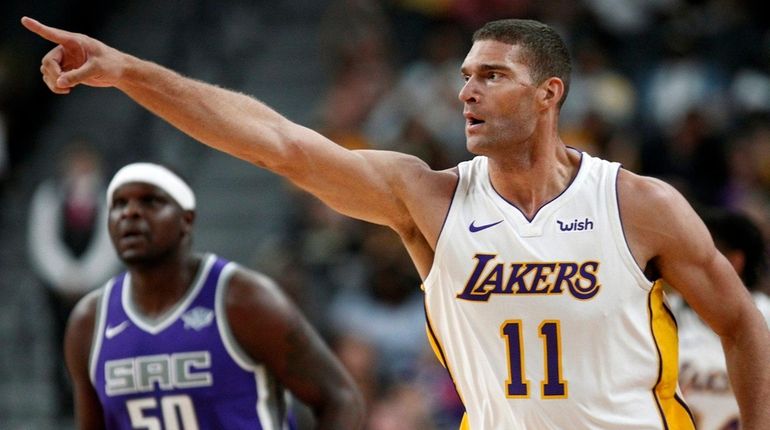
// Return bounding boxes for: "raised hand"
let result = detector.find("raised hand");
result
[21,17,126,94]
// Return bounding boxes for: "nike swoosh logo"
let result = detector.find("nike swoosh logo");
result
[469,219,504,233]
[105,321,131,339]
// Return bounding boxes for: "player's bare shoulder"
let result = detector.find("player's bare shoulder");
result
[64,287,105,369]
[363,149,459,243]
[67,288,104,332]
[360,149,458,199]
[221,265,305,340]
[617,169,681,214]
[398,156,458,229]
[617,169,709,266]
[222,265,286,313]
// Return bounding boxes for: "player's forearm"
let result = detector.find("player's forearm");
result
[314,385,365,430]
[115,54,296,169]
[722,314,770,429]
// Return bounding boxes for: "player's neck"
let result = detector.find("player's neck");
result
[127,252,202,318]
[487,142,580,219]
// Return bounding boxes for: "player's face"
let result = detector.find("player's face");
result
[108,182,191,264]
[459,40,541,155]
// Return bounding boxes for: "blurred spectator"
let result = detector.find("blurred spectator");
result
[561,37,637,130]
[641,109,730,207]
[332,333,381,409]
[27,139,121,417]
[562,111,642,172]
[366,383,438,430]
[329,224,428,385]
[730,68,770,115]
[582,0,681,38]
[389,118,456,170]
[560,36,640,170]
[317,0,394,150]
[410,348,465,429]
[319,0,393,79]
[367,382,437,430]
[249,232,321,324]
[690,0,764,76]
[365,21,468,165]
[728,26,770,116]
[640,33,729,135]
[575,0,674,78]
[723,113,770,241]
[291,194,367,315]
[383,0,454,66]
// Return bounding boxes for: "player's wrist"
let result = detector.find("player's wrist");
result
[114,53,150,90]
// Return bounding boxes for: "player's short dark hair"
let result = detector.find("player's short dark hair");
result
[473,19,572,107]
[703,208,768,289]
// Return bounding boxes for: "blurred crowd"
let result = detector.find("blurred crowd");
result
[3,0,770,428]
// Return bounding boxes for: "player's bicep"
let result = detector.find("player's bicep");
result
[664,242,753,337]
[225,271,356,407]
[275,127,425,227]
[64,293,106,430]
[643,183,753,337]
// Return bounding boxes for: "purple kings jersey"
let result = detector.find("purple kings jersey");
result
[90,254,293,429]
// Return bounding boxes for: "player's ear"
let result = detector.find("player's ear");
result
[181,210,195,235]
[540,77,564,109]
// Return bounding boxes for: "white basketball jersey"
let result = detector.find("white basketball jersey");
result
[423,152,695,429]
[678,292,770,430]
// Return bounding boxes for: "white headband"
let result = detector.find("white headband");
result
[107,162,196,210]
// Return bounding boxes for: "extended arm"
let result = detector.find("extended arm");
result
[20,17,444,232]
[619,171,770,429]
[225,268,365,429]
[64,292,106,430]
[21,17,459,275]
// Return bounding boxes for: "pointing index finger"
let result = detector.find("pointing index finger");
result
[21,16,78,45]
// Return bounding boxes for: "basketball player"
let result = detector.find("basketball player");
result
[63,162,364,429]
[24,17,770,429]
[677,209,770,430]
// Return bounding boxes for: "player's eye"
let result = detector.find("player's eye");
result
[111,197,127,209]
[141,195,165,206]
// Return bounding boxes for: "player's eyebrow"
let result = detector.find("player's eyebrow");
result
[460,63,512,75]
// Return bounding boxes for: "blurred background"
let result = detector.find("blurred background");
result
[1,0,769,429]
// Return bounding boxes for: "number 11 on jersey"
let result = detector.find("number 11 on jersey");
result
[501,320,568,399]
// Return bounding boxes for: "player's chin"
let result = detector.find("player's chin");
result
[466,137,490,156]
[117,249,152,265]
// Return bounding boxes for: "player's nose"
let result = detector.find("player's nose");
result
[459,77,479,104]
